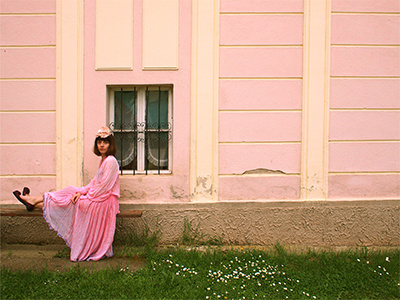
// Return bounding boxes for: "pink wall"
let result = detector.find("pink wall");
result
[83,0,192,203]
[329,0,400,199]
[219,1,303,201]
[0,0,56,202]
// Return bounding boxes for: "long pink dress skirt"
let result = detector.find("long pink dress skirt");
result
[43,156,120,261]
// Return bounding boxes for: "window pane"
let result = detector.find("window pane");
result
[145,132,169,170]
[115,132,137,169]
[114,90,137,169]
[115,90,136,130]
[146,90,169,129]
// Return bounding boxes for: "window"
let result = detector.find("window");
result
[108,86,173,175]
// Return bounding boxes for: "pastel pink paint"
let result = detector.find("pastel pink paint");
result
[0,81,56,110]
[219,175,300,200]
[0,48,56,78]
[219,80,302,110]
[0,113,55,143]
[332,0,400,12]
[0,177,56,203]
[220,48,303,78]
[330,79,400,109]
[0,16,56,46]
[328,174,400,200]
[328,174,400,199]
[0,0,56,13]
[220,0,304,13]
[220,15,303,45]
[219,112,301,142]
[82,0,192,202]
[219,143,301,174]
[330,111,400,141]
[0,145,56,175]
[331,47,400,77]
[329,142,400,172]
[331,15,400,45]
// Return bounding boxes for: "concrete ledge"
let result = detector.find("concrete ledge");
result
[0,205,142,218]
[1,200,399,246]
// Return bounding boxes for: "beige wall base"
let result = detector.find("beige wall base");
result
[1,200,399,246]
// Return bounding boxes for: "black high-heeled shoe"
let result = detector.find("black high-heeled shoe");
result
[22,187,30,196]
[12,190,34,211]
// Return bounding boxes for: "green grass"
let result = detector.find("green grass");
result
[1,246,399,299]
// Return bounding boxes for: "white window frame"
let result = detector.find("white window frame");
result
[108,85,173,175]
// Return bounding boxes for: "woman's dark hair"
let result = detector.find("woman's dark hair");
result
[93,135,117,156]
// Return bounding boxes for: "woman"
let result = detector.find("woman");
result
[12,127,120,261]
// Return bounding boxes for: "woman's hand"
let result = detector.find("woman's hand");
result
[70,192,81,204]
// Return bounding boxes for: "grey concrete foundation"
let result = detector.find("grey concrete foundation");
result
[1,200,399,247]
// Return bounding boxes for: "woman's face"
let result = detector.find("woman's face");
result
[97,139,110,157]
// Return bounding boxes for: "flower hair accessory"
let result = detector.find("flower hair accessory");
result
[96,126,112,138]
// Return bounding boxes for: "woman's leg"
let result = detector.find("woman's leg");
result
[20,195,43,208]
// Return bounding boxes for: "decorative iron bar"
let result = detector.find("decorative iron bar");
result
[109,86,172,175]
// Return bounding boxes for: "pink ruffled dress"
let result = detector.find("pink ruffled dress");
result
[43,155,120,261]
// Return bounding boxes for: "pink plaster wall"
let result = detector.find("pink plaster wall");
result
[329,174,400,199]
[331,47,400,77]
[220,48,303,78]
[0,0,55,13]
[330,79,400,109]
[329,111,400,141]
[331,15,400,45]
[220,144,301,175]
[218,1,303,201]
[220,112,301,142]
[0,81,56,111]
[0,2,56,203]
[220,0,304,13]
[83,0,192,203]
[219,176,300,200]
[0,145,56,175]
[219,80,302,110]
[329,3,400,200]
[0,48,56,78]
[0,16,56,46]
[0,113,55,143]
[329,142,400,172]
[220,15,303,45]
[332,0,400,12]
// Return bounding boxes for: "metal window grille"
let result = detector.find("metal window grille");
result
[109,86,172,175]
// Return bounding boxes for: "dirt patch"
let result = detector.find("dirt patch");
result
[1,244,145,272]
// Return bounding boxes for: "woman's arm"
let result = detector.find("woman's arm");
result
[86,156,119,201]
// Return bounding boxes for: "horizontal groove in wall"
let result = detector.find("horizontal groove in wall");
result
[0,110,56,113]
[219,141,301,145]
[0,142,56,146]
[329,140,400,143]
[220,45,303,48]
[219,173,300,177]
[331,76,400,79]
[220,12,303,15]
[330,108,400,111]
[329,171,400,175]
[331,44,400,47]
[0,174,56,178]
[0,13,56,16]
[331,12,400,15]
[219,109,301,113]
[220,77,303,80]
[0,78,56,81]
[0,45,56,48]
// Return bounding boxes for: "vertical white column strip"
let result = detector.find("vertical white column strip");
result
[56,0,84,189]
[301,0,331,200]
[143,0,179,70]
[190,0,219,202]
